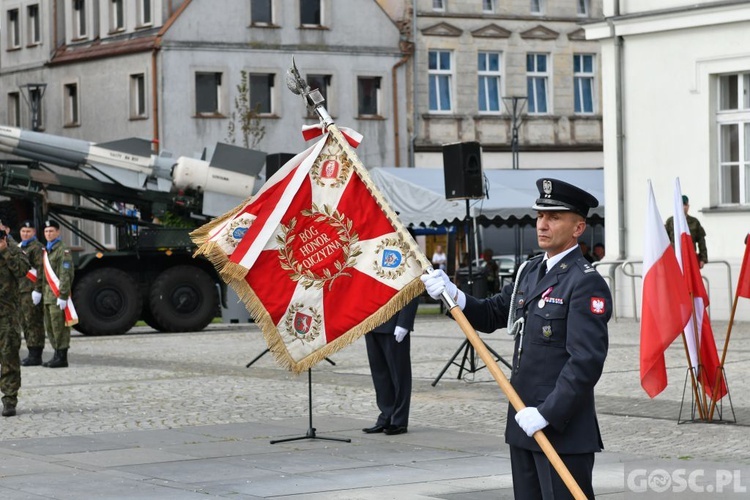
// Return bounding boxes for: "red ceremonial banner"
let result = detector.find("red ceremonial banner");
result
[191,127,425,373]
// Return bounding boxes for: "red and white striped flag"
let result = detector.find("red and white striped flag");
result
[192,126,425,373]
[672,179,726,400]
[640,182,693,398]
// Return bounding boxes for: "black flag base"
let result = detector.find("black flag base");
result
[678,367,736,425]
[431,339,512,387]
[270,367,352,445]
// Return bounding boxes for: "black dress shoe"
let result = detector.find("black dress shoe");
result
[384,425,408,435]
[362,424,387,434]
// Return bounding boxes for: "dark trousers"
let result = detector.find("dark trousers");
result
[365,332,411,427]
[510,446,595,499]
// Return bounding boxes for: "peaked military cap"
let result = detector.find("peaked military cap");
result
[44,219,60,229]
[532,178,599,218]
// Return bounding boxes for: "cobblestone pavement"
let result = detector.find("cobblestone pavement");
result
[2,308,750,498]
[7,311,750,458]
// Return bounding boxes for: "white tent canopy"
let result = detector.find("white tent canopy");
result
[368,167,604,227]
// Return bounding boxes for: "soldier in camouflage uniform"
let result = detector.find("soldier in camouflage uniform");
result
[41,220,75,368]
[19,221,46,366]
[665,194,708,269]
[0,228,31,417]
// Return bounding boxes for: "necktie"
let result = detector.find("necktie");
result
[537,261,547,283]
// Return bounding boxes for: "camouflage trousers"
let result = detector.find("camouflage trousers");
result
[20,292,46,349]
[0,320,21,407]
[44,304,71,350]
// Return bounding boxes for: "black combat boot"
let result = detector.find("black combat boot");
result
[42,350,60,367]
[46,348,68,368]
[2,403,16,417]
[21,347,44,366]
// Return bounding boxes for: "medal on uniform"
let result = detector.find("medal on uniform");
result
[538,287,553,309]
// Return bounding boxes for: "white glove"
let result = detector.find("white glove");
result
[394,326,408,343]
[56,298,67,310]
[31,291,42,305]
[515,407,549,437]
[420,269,457,300]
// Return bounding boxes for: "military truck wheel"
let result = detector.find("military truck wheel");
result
[73,268,142,335]
[141,303,166,332]
[149,266,217,332]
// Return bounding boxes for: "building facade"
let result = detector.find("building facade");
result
[586,0,750,321]
[1,0,408,167]
[412,0,604,170]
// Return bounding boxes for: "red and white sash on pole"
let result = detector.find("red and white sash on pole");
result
[43,251,78,326]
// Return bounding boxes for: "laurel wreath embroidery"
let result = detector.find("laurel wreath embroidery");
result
[311,142,352,188]
[277,203,362,290]
[284,302,322,342]
[223,217,251,249]
[373,235,415,280]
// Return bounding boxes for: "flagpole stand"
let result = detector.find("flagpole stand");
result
[270,368,351,445]
[677,367,736,424]
[247,350,335,368]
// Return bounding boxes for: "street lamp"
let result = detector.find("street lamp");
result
[502,96,527,170]
[20,83,47,131]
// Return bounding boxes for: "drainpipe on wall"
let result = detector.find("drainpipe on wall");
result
[409,0,418,168]
[151,0,193,153]
[611,0,627,260]
[392,38,414,167]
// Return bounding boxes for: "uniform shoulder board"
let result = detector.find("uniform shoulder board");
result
[577,258,597,273]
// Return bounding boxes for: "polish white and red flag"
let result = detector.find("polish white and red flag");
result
[191,125,424,373]
[672,179,726,400]
[640,182,693,398]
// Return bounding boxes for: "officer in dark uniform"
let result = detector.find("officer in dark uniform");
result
[362,297,419,436]
[421,178,611,499]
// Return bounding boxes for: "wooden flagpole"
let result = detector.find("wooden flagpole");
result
[288,59,586,499]
[707,292,739,420]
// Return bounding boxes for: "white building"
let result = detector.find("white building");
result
[586,0,750,321]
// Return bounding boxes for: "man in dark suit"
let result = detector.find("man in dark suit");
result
[362,297,419,436]
[421,178,611,499]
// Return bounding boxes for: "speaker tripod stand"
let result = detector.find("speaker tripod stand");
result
[432,338,511,386]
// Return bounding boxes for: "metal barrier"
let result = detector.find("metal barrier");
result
[701,260,734,312]
[593,260,626,322]
[619,260,643,321]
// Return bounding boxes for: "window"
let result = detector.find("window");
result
[251,0,273,25]
[8,9,20,48]
[249,73,274,114]
[138,0,152,26]
[478,52,502,113]
[73,0,87,38]
[8,93,21,127]
[577,0,589,17]
[717,73,750,205]
[28,4,41,44]
[300,0,321,26]
[483,0,495,13]
[110,0,124,31]
[358,77,381,117]
[130,74,147,118]
[432,0,445,12]
[64,83,80,126]
[195,72,223,115]
[70,219,82,248]
[526,53,549,114]
[428,50,452,112]
[531,0,543,15]
[573,54,595,114]
[103,222,116,248]
[29,87,44,129]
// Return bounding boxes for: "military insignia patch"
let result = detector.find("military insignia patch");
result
[542,325,552,338]
[590,297,606,315]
